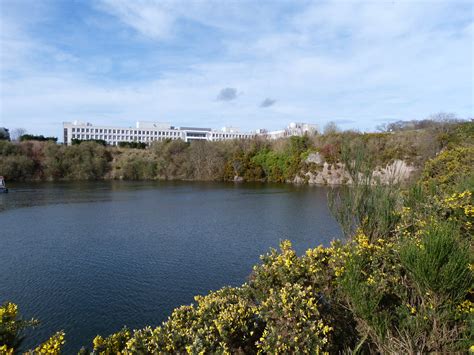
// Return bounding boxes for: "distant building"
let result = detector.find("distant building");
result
[259,122,318,140]
[62,121,254,146]
[63,121,318,146]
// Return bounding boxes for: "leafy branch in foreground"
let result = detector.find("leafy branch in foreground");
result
[328,140,402,241]
[0,301,65,354]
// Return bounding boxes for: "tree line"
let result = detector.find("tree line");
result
[1,120,469,183]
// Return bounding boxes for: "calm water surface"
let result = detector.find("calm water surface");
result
[0,181,341,353]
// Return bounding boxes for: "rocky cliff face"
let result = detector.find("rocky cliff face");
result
[294,153,417,185]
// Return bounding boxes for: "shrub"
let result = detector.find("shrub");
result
[0,302,64,354]
[400,222,471,304]
[422,146,474,192]
[118,141,147,149]
[0,155,35,180]
[71,138,107,146]
[20,134,57,142]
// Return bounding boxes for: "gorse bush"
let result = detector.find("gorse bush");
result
[0,302,65,354]
[422,146,474,192]
[0,302,39,351]
[400,222,471,303]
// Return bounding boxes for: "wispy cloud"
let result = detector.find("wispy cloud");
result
[216,87,238,101]
[97,0,175,40]
[0,0,472,138]
[260,98,276,108]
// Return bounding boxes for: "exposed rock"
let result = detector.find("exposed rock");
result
[305,152,324,165]
[233,175,244,183]
[293,175,306,184]
[297,159,416,185]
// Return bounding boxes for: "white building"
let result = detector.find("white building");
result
[259,122,318,140]
[62,121,254,145]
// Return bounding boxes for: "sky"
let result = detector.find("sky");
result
[0,0,473,139]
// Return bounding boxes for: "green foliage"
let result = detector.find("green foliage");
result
[59,142,112,180]
[24,331,66,354]
[90,287,259,354]
[1,121,470,182]
[71,138,107,146]
[422,146,474,192]
[118,141,147,149]
[0,154,35,180]
[0,302,39,350]
[329,141,402,241]
[20,134,58,142]
[257,283,332,353]
[92,327,131,354]
[0,140,112,181]
[339,218,472,352]
[115,151,157,180]
[250,136,310,182]
[0,302,65,354]
[400,222,472,303]
[251,149,288,182]
[0,128,10,141]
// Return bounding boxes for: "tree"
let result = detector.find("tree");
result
[323,122,340,135]
[10,128,27,141]
[20,134,58,142]
[375,123,388,132]
[0,127,10,141]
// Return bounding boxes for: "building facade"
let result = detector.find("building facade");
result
[63,121,254,145]
[62,121,318,146]
[256,122,318,139]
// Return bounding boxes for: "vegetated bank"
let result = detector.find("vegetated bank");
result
[1,121,473,353]
[0,120,469,185]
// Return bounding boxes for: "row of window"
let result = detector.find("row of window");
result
[210,133,250,138]
[70,133,253,143]
[71,134,180,142]
[70,127,182,136]
[69,127,252,139]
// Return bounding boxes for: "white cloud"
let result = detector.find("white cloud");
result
[0,0,472,137]
[98,0,175,40]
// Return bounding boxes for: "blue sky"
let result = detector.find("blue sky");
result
[0,0,473,139]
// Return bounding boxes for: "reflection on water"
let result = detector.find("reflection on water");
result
[0,181,341,352]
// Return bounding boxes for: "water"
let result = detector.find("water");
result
[0,181,341,353]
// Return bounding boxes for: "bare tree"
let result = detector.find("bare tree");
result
[427,112,458,122]
[10,128,27,141]
[376,123,388,132]
[323,121,340,135]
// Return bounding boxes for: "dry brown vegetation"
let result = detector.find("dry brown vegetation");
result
[1,121,470,183]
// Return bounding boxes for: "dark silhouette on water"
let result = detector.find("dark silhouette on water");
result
[0,176,8,193]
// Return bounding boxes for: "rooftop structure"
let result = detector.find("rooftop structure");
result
[259,122,318,140]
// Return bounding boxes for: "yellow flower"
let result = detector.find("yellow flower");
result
[0,345,13,355]
[93,335,104,350]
